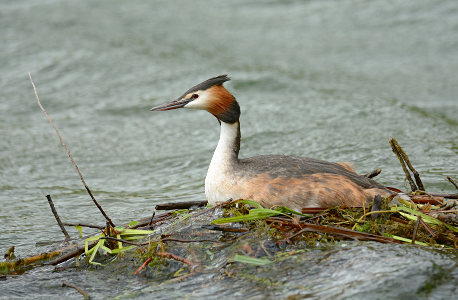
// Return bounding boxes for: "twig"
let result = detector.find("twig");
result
[390,138,418,192]
[46,195,70,240]
[273,220,401,244]
[430,193,458,199]
[48,241,97,266]
[419,217,437,238]
[125,211,170,229]
[100,236,144,246]
[301,207,331,214]
[202,224,249,233]
[148,212,156,227]
[161,237,218,243]
[365,168,382,179]
[28,73,115,228]
[411,216,421,244]
[62,223,105,230]
[148,213,173,227]
[155,200,207,210]
[393,138,425,190]
[351,210,393,230]
[2,250,64,271]
[134,257,152,275]
[62,281,90,300]
[260,241,272,258]
[371,195,382,220]
[447,176,458,190]
[410,196,443,206]
[157,252,194,266]
[391,216,409,224]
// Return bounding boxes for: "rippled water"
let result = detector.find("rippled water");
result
[1,0,457,298]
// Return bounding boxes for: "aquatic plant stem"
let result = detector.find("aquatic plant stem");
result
[447,176,458,190]
[411,215,421,244]
[62,222,105,230]
[364,168,382,179]
[62,281,89,300]
[28,72,115,228]
[389,137,425,191]
[134,257,152,275]
[157,252,194,266]
[351,210,394,231]
[419,217,436,237]
[46,194,70,240]
[389,138,418,192]
[155,200,207,210]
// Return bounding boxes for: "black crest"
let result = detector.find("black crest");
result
[178,75,230,99]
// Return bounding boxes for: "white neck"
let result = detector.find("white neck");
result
[205,121,240,203]
[211,121,240,165]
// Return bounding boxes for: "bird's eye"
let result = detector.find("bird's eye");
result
[191,94,199,99]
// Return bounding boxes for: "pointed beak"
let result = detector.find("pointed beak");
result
[150,98,191,111]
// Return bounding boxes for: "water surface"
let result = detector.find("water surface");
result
[1,0,457,298]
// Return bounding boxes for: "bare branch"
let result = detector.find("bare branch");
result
[28,73,115,228]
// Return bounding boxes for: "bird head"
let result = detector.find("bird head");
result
[150,75,240,123]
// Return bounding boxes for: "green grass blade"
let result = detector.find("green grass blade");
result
[128,220,139,227]
[110,245,136,254]
[385,235,430,246]
[85,234,104,255]
[239,199,264,209]
[75,225,83,238]
[117,228,154,235]
[88,239,104,265]
[392,206,458,232]
[275,206,312,217]
[212,208,284,224]
[232,254,272,265]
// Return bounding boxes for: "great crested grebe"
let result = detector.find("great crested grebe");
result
[151,75,391,211]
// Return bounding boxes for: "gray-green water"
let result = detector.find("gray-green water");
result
[1,0,457,298]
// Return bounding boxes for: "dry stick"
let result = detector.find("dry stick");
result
[134,257,152,275]
[48,241,97,266]
[62,223,105,230]
[100,236,143,246]
[447,176,458,190]
[148,212,156,227]
[157,252,194,266]
[429,193,458,199]
[28,73,115,228]
[155,200,207,210]
[46,195,71,240]
[419,217,437,238]
[365,168,382,179]
[62,281,90,300]
[389,138,417,192]
[390,138,425,191]
[161,237,218,243]
[394,139,425,191]
[411,215,421,244]
[371,195,382,220]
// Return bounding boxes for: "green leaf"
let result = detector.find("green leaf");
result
[88,239,104,265]
[391,206,458,232]
[85,234,104,255]
[385,235,429,246]
[239,199,264,209]
[120,235,148,241]
[109,245,136,254]
[275,206,312,217]
[232,254,272,265]
[75,225,83,238]
[212,208,284,224]
[117,228,154,235]
[128,220,139,227]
